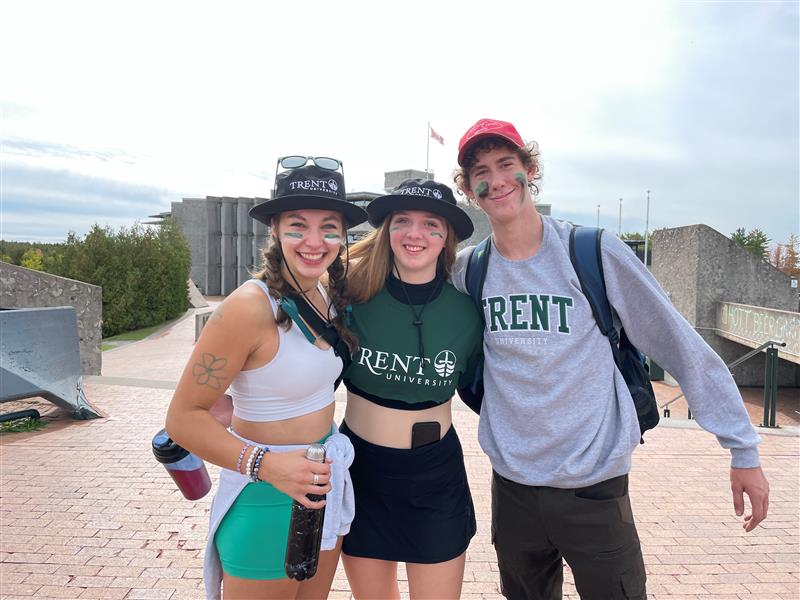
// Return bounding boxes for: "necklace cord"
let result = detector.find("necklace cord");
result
[278,243,333,328]
[392,265,443,363]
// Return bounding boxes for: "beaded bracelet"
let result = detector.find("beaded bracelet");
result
[244,446,258,480]
[236,444,253,475]
[250,448,269,483]
[248,448,262,482]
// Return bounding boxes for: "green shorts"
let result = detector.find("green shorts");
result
[215,480,293,580]
[215,429,333,580]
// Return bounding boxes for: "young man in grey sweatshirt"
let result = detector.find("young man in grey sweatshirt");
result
[451,118,770,600]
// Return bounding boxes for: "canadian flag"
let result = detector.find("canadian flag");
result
[430,126,444,145]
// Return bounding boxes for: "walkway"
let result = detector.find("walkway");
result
[1,306,798,599]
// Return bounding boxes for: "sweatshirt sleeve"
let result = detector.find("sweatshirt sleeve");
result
[599,233,761,468]
[451,246,474,294]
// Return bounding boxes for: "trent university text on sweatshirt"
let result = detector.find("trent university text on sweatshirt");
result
[452,215,761,489]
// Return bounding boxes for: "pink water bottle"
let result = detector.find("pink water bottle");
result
[152,428,212,500]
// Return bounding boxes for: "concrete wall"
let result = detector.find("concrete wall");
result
[652,224,798,386]
[0,262,102,375]
[171,196,267,296]
[172,197,210,293]
[384,169,431,192]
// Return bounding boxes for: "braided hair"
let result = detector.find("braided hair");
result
[325,250,358,352]
[259,242,293,329]
[255,228,357,352]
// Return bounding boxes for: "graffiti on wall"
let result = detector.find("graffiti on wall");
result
[716,302,800,365]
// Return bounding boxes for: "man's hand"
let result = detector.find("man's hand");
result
[730,466,769,532]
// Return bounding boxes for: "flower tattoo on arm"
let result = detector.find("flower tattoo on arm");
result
[192,353,227,389]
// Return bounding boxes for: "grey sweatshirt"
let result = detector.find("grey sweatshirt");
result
[453,215,761,488]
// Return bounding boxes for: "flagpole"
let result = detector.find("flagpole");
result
[426,122,430,176]
[644,189,651,265]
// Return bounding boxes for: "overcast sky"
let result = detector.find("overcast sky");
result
[2,0,798,246]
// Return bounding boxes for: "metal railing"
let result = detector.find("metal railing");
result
[660,340,787,428]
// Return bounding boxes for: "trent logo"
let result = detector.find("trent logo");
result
[482,294,574,334]
[356,346,457,388]
[289,178,338,195]
[433,350,456,377]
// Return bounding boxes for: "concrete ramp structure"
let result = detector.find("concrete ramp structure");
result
[652,224,799,387]
[0,306,101,419]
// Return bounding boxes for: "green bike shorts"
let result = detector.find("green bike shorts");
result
[214,480,293,580]
[215,428,332,580]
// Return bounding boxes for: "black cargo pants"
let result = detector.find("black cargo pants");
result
[492,472,646,600]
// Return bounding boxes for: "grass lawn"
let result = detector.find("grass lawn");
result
[103,317,181,343]
[0,416,47,434]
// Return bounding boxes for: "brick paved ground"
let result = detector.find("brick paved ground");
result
[2,308,798,599]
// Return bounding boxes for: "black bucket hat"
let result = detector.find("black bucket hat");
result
[367,179,474,241]
[249,165,367,227]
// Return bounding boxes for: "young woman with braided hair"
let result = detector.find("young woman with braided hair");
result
[166,160,367,600]
[258,235,357,352]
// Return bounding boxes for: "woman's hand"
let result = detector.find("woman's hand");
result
[260,450,333,509]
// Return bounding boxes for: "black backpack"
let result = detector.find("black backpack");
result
[464,226,659,442]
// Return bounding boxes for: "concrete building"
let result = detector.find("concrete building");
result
[652,224,798,386]
[151,197,268,296]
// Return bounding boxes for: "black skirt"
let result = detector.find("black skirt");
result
[340,421,476,564]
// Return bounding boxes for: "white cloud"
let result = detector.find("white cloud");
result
[1,0,797,243]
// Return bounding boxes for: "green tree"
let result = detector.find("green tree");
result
[731,227,770,259]
[746,229,770,258]
[731,227,748,247]
[56,221,191,337]
[43,252,64,273]
[620,232,644,241]
[20,248,45,271]
[0,240,66,267]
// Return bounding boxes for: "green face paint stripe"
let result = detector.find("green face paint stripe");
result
[429,232,444,239]
[475,181,489,198]
[282,232,304,239]
[389,226,402,232]
[515,173,527,187]
[323,234,341,239]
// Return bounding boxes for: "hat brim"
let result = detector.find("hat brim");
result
[367,196,474,241]
[457,132,522,166]
[249,194,368,227]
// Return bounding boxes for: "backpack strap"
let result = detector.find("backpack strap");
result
[462,236,491,398]
[569,226,620,352]
[465,236,492,320]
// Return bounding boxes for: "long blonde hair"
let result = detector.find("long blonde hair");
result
[347,216,457,305]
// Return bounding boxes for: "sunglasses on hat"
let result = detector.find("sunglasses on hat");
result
[278,155,342,171]
[273,155,345,199]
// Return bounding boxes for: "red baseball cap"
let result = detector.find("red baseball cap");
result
[457,118,525,166]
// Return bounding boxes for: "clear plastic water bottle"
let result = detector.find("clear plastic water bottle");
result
[285,444,327,580]
[151,428,211,500]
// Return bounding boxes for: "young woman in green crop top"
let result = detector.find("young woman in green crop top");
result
[340,179,483,600]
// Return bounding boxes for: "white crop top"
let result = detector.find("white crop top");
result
[227,280,343,422]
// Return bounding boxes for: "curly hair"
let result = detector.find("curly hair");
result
[253,227,358,353]
[452,138,542,203]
